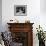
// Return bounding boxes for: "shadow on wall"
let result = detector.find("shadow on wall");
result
[0,0,2,32]
[40,0,46,14]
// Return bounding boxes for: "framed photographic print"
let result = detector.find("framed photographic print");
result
[14,5,27,16]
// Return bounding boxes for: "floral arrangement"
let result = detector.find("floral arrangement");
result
[36,25,45,42]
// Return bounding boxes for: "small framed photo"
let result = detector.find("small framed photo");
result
[14,5,27,16]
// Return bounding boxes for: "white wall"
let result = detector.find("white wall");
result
[40,0,46,31]
[0,0,2,32]
[40,0,46,13]
[2,0,40,30]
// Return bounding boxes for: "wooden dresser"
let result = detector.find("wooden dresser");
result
[7,23,34,46]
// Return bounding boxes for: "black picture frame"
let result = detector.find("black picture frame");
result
[14,5,27,16]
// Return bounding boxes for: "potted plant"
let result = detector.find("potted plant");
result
[36,25,45,46]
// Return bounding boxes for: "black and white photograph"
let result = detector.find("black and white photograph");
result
[14,5,27,16]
